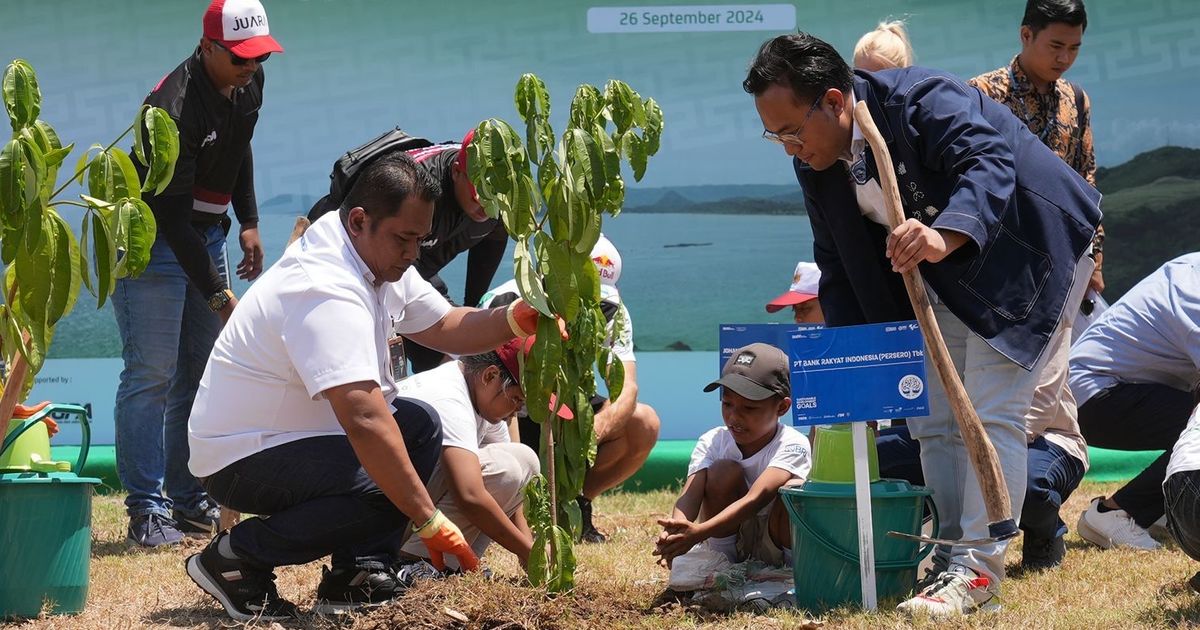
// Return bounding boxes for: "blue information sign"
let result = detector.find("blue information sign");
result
[787,321,929,426]
[717,323,821,372]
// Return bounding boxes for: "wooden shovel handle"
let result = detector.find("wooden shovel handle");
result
[852,102,1016,538]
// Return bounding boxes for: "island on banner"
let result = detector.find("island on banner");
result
[787,321,929,426]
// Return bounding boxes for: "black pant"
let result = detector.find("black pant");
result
[201,398,442,569]
[1166,470,1200,562]
[1078,383,1195,527]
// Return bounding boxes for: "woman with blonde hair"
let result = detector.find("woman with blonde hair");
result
[853,20,914,70]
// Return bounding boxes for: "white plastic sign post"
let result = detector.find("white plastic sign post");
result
[852,421,878,610]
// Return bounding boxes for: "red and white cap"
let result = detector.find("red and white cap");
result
[203,0,284,59]
[765,261,820,312]
[495,336,574,420]
[591,234,622,287]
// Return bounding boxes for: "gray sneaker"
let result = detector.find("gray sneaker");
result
[127,513,184,548]
[173,500,221,538]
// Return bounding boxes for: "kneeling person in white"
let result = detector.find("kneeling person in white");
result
[183,153,545,621]
[655,343,811,567]
[397,340,546,568]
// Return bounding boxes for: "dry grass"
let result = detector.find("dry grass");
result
[5,482,1200,629]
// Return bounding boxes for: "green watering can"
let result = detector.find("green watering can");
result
[0,402,99,619]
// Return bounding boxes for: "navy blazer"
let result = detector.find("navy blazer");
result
[797,68,1102,370]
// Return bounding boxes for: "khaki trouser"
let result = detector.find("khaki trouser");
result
[401,441,539,569]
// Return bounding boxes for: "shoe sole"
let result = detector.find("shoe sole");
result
[1077,512,1161,551]
[185,554,292,623]
[312,600,386,615]
[126,535,183,548]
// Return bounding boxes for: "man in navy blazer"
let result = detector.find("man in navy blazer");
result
[744,33,1100,617]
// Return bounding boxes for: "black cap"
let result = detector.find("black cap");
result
[704,343,791,400]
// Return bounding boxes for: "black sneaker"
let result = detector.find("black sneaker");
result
[577,496,608,543]
[127,513,184,548]
[173,500,221,538]
[393,558,443,587]
[1021,534,1066,571]
[185,533,299,622]
[314,563,401,614]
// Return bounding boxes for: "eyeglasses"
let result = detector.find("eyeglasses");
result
[212,40,270,66]
[762,97,823,147]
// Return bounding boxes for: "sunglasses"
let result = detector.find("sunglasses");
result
[212,40,270,66]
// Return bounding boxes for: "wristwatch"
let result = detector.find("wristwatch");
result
[207,289,235,312]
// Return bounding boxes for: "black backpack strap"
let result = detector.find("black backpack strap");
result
[1069,81,1086,143]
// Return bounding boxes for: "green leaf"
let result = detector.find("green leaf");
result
[14,212,54,373]
[514,238,552,317]
[643,98,664,156]
[3,60,41,131]
[547,525,576,592]
[132,104,149,167]
[604,80,637,133]
[568,84,602,130]
[112,148,141,201]
[603,341,626,401]
[627,134,648,182]
[72,144,104,187]
[0,138,27,230]
[89,148,139,201]
[535,232,579,324]
[121,198,156,278]
[33,120,62,152]
[141,107,179,195]
[0,225,20,266]
[45,211,79,326]
[91,210,117,308]
[19,138,46,253]
[77,214,92,294]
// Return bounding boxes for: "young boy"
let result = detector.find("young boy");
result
[655,343,811,567]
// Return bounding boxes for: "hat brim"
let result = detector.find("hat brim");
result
[764,291,818,313]
[223,34,284,59]
[703,373,779,401]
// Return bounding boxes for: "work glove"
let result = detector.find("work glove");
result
[506,299,569,340]
[415,509,479,572]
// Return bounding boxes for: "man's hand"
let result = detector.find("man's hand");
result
[885,219,968,274]
[417,510,480,572]
[237,225,264,281]
[653,517,704,568]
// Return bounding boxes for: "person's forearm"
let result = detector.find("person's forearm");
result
[695,491,774,540]
[458,491,533,561]
[406,306,514,354]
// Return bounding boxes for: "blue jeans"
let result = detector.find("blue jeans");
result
[113,224,226,518]
[201,398,443,569]
[1165,470,1200,563]
[876,427,1086,539]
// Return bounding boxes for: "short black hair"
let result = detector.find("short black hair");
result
[1022,0,1088,33]
[743,32,854,104]
[339,152,440,227]
[462,351,518,389]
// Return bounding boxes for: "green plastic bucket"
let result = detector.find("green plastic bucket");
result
[780,480,937,613]
[808,424,879,483]
[0,404,98,619]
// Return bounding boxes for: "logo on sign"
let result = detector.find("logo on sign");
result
[898,374,924,400]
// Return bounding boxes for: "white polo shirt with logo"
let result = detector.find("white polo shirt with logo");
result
[188,211,451,477]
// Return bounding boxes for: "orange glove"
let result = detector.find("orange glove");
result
[506,299,568,340]
[415,509,479,572]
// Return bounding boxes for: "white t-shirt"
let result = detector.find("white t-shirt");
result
[480,279,635,363]
[1167,405,1200,481]
[188,212,452,477]
[688,423,812,515]
[394,361,510,454]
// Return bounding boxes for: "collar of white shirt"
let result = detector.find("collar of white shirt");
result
[840,92,867,165]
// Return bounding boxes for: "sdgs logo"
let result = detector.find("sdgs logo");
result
[898,374,924,400]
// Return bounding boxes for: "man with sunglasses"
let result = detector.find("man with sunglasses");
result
[114,0,282,548]
[744,33,1100,617]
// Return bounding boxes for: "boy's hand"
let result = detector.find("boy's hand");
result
[654,518,704,567]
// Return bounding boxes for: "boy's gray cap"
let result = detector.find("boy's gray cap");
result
[704,342,791,400]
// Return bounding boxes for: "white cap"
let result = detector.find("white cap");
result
[765,261,820,312]
[591,234,621,286]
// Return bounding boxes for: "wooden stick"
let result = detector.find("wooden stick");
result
[852,101,1016,540]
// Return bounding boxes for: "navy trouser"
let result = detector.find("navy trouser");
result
[1165,470,1200,562]
[200,398,442,569]
[876,426,1085,539]
[1078,383,1195,528]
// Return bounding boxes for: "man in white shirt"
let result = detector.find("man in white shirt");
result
[183,153,544,621]
[1070,253,1200,551]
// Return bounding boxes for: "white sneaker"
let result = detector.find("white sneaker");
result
[1076,497,1162,550]
[897,566,999,617]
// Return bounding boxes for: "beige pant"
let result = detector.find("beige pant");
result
[400,441,539,568]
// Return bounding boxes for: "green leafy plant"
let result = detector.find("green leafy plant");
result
[0,59,178,416]
[469,73,662,591]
